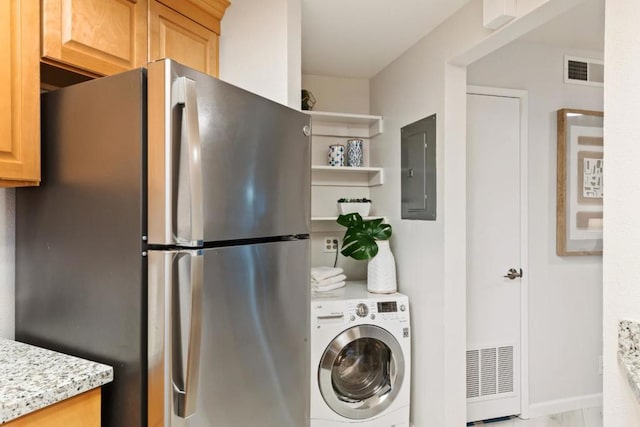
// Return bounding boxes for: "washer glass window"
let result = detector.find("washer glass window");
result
[319,325,405,420]
[332,337,391,402]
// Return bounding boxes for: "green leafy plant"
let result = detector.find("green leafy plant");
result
[337,213,392,260]
[337,198,372,203]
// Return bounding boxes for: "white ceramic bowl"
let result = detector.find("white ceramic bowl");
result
[338,202,371,217]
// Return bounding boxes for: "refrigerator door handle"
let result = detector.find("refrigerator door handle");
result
[174,76,204,247]
[172,251,204,418]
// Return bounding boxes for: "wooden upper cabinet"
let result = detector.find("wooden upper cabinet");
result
[42,0,148,76]
[149,0,229,76]
[0,0,40,186]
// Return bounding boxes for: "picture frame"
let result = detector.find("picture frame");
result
[557,108,604,256]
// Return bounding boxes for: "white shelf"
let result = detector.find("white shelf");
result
[308,110,386,235]
[311,216,387,232]
[311,216,386,222]
[305,111,383,139]
[311,166,384,187]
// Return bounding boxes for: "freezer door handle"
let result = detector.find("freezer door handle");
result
[174,77,204,247]
[172,251,203,418]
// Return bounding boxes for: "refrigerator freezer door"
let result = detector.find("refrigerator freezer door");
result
[148,239,310,427]
[148,59,311,246]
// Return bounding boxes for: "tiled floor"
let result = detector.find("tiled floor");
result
[468,407,602,427]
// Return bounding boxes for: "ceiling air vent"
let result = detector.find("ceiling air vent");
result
[565,55,604,87]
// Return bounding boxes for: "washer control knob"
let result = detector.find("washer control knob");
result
[355,303,369,318]
[400,304,406,312]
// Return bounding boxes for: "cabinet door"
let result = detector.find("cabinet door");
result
[149,0,219,76]
[5,388,101,427]
[0,0,40,187]
[42,0,148,76]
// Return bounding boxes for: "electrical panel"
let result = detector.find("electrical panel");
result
[401,114,436,220]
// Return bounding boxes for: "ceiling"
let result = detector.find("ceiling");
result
[301,0,605,80]
[521,0,604,51]
[301,0,471,79]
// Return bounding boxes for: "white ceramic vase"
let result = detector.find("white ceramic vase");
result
[367,240,397,294]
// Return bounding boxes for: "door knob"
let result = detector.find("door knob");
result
[503,268,523,280]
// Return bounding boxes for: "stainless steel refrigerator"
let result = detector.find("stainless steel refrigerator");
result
[15,59,310,427]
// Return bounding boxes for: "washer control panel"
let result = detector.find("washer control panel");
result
[355,303,369,317]
[311,285,409,330]
[345,298,409,322]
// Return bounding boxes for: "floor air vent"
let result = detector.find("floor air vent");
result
[565,55,604,87]
[466,349,480,398]
[466,345,514,400]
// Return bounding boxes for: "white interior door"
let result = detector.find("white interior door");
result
[466,90,526,422]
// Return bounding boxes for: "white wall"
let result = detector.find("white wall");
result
[369,2,489,425]
[219,0,301,108]
[369,0,587,425]
[468,40,603,411]
[0,189,14,339]
[603,2,640,426]
[301,74,369,114]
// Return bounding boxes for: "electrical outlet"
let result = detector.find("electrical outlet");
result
[323,236,339,253]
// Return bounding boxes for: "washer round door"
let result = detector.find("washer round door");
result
[318,324,405,419]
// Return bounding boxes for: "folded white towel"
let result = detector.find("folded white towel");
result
[312,274,347,287]
[311,266,344,282]
[312,281,346,293]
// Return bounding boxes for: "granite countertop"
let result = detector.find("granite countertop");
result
[0,338,113,423]
[618,320,640,402]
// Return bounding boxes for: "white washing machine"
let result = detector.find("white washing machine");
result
[310,282,411,426]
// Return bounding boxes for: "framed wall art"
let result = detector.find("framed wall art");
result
[557,108,603,255]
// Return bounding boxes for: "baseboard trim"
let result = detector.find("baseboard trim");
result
[525,393,602,419]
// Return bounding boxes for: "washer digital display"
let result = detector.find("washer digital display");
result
[377,301,397,313]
